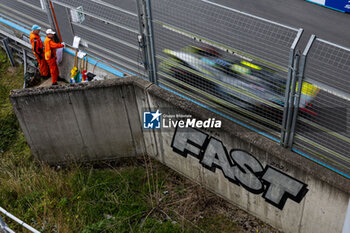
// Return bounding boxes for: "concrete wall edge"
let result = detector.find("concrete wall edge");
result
[342,197,350,233]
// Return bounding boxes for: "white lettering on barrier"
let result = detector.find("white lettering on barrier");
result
[171,127,308,210]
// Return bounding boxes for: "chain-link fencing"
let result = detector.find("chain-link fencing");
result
[50,0,145,76]
[289,36,350,176]
[0,0,50,30]
[150,0,302,141]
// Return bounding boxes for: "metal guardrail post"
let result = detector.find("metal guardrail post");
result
[283,53,300,147]
[144,0,158,85]
[280,50,295,147]
[280,28,303,147]
[140,0,153,83]
[136,0,150,72]
[2,38,15,66]
[22,48,27,88]
[287,35,316,148]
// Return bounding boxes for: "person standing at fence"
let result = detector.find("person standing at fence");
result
[30,25,49,79]
[44,29,64,85]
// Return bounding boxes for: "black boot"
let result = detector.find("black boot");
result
[41,74,50,80]
[57,76,67,82]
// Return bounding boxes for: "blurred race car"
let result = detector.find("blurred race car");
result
[159,46,319,120]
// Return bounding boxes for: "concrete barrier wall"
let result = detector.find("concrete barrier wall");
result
[140,83,350,233]
[10,79,145,163]
[10,77,350,233]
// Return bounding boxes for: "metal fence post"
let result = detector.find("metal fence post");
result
[283,53,300,146]
[280,50,295,147]
[280,28,303,147]
[141,0,152,82]
[287,35,316,148]
[142,0,158,84]
[140,0,153,82]
[22,48,27,88]
[136,0,149,72]
[2,38,15,66]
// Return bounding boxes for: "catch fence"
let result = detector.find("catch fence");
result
[50,0,145,76]
[291,36,350,176]
[0,0,50,30]
[0,0,349,177]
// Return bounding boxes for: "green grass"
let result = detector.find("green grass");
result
[0,55,23,154]
[0,48,276,233]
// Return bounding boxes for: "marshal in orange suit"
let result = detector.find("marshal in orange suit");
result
[30,25,49,78]
[44,29,64,85]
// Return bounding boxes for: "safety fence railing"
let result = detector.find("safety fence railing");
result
[150,0,302,142]
[0,0,50,30]
[49,0,146,77]
[289,36,350,176]
[0,0,349,178]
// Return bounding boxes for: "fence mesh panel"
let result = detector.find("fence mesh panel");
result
[305,40,350,93]
[292,38,350,175]
[151,0,300,139]
[151,0,299,69]
[0,0,50,30]
[52,0,139,31]
[51,0,145,76]
[24,0,43,8]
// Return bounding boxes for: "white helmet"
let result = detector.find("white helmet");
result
[46,29,56,35]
